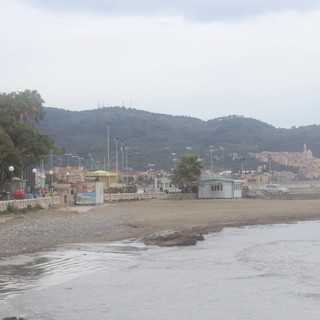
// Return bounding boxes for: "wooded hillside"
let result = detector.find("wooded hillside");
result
[38,107,320,171]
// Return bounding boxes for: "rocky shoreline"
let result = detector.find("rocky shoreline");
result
[0,204,131,258]
[1,198,320,259]
[143,228,206,246]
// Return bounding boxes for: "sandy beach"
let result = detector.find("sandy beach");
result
[1,198,320,258]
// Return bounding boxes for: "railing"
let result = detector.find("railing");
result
[1,192,168,212]
[0,196,60,213]
[104,192,166,202]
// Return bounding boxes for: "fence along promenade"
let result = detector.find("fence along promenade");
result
[105,192,165,202]
[0,192,166,212]
[0,196,61,212]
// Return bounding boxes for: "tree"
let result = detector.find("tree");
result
[0,128,21,187]
[0,90,55,188]
[0,92,17,125]
[5,122,56,174]
[15,89,45,127]
[0,89,45,127]
[171,154,203,193]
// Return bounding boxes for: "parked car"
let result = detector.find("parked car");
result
[262,184,290,195]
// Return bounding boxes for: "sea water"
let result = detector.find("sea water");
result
[1,220,320,320]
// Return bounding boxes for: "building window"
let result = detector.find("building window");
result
[234,184,241,190]
[211,184,223,191]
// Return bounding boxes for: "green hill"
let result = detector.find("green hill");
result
[38,107,320,172]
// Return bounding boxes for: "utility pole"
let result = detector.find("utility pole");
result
[209,145,214,177]
[238,156,245,180]
[115,138,119,182]
[125,144,129,185]
[107,121,110,172]
[268,154,272,183]
[50,153,53,170]
[59,154,62,168]
[121,140,124,180]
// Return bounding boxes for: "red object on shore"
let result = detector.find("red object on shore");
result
[13,189,25,199]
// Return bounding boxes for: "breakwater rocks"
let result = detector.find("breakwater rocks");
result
[143,228,207,247]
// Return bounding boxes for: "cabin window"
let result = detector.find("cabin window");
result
[211,184,223,191]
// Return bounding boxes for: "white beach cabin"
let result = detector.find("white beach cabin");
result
[198,178,243,199]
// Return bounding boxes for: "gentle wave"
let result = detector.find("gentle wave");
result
[1,221,320,319]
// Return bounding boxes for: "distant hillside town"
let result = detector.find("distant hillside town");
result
[253,144,320,179]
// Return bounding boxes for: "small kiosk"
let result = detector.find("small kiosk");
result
[198,178,244,199]
[76,182,104,205]
[84,170,117,189]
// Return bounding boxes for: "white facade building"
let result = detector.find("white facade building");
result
[155,177,180,193]
[198,178,243,199]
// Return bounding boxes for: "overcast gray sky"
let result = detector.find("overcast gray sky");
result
[1,0,320,128]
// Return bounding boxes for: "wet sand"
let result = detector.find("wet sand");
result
[1,198,320,258]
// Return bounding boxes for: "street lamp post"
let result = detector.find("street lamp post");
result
[49,170,53,189]
[32,168,37,197]
[172,153,177,170]
[9,166,14,200]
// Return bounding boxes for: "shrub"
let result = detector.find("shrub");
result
[6,204,16,214]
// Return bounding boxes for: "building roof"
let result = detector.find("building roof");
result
[84,170,117,177]
[201,178,243,183]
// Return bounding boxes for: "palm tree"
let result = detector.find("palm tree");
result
[171,153,202,193]
[0,92,18,124]
[16,90,45,127]
[0,90,45,127]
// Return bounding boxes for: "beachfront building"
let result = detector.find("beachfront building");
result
[198,178,244,199]
[154,176,180,193]
[84,170,117,189]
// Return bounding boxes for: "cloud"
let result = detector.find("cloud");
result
[1,0,320,128]
[20,0,320,21]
